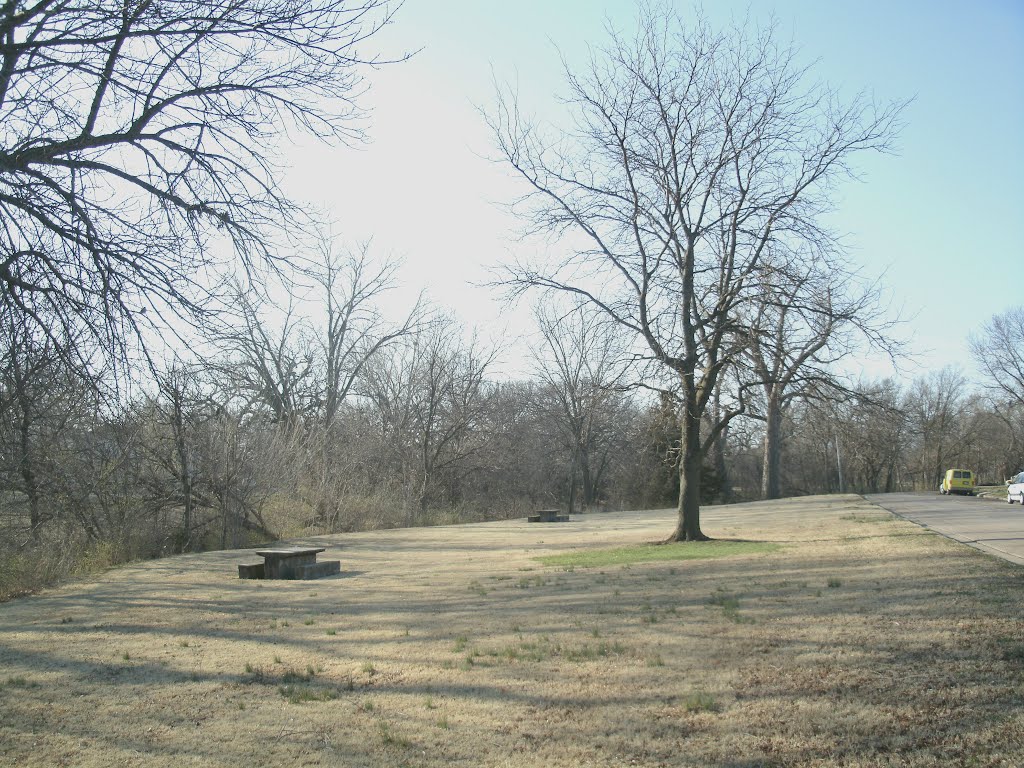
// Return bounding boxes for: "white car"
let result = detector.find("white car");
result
[1008,471,1024,504]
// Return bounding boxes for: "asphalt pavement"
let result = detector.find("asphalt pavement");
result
[866,491,1024,566]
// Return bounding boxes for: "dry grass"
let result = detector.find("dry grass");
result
[1,494,1022,767]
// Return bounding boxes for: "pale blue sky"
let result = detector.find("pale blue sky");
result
[285,1,1024,383]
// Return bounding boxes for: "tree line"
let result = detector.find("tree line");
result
[2,273,1021,598]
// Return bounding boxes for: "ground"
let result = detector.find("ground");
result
[1,494,1022,767]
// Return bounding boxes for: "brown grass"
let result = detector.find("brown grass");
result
[1,494,1022,767]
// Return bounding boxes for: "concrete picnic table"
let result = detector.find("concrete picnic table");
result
[528,510,570,523]
[238,546,340,580]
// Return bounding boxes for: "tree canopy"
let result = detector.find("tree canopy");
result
[0,0,399,364]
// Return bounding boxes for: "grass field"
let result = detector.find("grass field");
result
[1,494,1022,767]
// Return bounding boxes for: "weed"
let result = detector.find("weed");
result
[378,721,412,748]
[360,699,375,712]
[827,578,842,588]
[999,642,1024,662]
[517,575,546,589]
[452,636,468,653]
[502,637,627,663]
[326,629,336,636]
[683,691,721,713]
[122,651,130,661]
[280,668,309,684]
[243,663,269,683]
[5,676,37,688]
[273,655,282,664]
[59,616,74,624]
[707,593,754,624]
[707,593,740,610]
[278,684,335,704]
[361,661,376,676]
[563,642,626,662]
[424,697,436,709]
[436,717,450,729]
[647,654,665,667]
[468,580,487,596]
[179,640,190,648]
[304,618,315,625]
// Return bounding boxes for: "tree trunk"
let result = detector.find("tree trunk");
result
[18,399,42,543]
[669,407,708,541]
[566,445,578,515]
[711,388,731,503]
[580,448,595,509]
[761,393,783,499]
[171,398,194,553]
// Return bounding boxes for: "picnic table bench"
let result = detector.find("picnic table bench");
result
[528,510,570,523]
[238,546,341,580]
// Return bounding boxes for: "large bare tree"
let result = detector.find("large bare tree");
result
[0,0,401,363]
[491,9,904,539]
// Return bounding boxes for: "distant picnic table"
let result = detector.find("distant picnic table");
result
[238,546,340,580]
[528,510,570,523]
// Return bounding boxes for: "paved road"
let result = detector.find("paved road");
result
[866,491,1024,566]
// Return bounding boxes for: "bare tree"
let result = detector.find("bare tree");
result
[491,8,904,539]
[362,318,498,524]
[0,311,96,543]
[311,241,424,427]
[970,306,1024,409]
[903,367,971,490]
[830,380,906,493]
[211,285,317,427]
[0,0,402,364]
[531,303,626,513]
[144,361,212,552]
[746,257,900,499]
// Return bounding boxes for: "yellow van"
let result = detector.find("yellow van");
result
[939,469,976,495]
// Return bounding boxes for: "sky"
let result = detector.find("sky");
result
[282,0,1024,384]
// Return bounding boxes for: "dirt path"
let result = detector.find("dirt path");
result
[1,495,1022,767]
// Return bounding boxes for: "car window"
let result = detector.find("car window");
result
[953,471,962,478]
